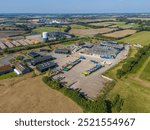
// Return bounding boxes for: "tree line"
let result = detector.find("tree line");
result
[117,44,150,78]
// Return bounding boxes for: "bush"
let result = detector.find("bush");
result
[16,56,25,61]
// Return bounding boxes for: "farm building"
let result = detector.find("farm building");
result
[0,64,13,75]
[28,51,40,58]
[55,49,71,54]
[14,63,31,75]
[31,55,55,66]
[36,62,58,72]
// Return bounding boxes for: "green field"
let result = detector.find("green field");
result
[140,57,150,81]
[32,26,66,33]
[119,31,150,45]
[110,22,139,29]
[0,72,17,80]
[70,24,91,29]
[104,47,150,112]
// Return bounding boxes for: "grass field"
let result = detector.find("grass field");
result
[104,47,150,112]
[70,28,114,36]
[70,24,91,29]
[32,26,66,33]
[110,22,139,29]
[119,31,150,45]
[140,57,150,81]
[103,30,137,39]
[0,74,82,112]
[0,72,17,80]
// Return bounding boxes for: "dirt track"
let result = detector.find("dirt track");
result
[0,74,82,113]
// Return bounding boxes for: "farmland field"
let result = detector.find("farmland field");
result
[0,31,25,38]
[104,47,150,112]
[109,22,139,29]
[119,31,150,45]
[0,74,82,112]
[103,29,137,38]
[70,28,114,36]
[89,22,118,27]
[32,26,66,33]
[70,24,91,29]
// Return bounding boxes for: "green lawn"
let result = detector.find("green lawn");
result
[104,46,150,112]
[0,72,17,80]
[32,26,66,33]
[119,31,150,45]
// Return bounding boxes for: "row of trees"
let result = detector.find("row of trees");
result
[117,44,150,78]
[64,26,71,32]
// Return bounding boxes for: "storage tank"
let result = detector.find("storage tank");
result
[42,32,49,42]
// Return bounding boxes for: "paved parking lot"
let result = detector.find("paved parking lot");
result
[52,45,129,99]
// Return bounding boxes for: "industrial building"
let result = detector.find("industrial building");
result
[14,63,31,75]
[28,51,40,58]
[101,41,124,51]
[80,41,124,59]
[42,32,49,42]
[31,55,55,66]
[36,62,58,72]
[48,32,73,40]
[0,64,13,75]
[55,49,71,54]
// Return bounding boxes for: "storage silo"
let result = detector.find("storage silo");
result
[42,32,49,42]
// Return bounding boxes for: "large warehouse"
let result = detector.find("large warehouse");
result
[80,41,124,59]
[31,55,55,66]
[36,62,58,72]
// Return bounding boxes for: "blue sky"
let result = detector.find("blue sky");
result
[0,0,149,13]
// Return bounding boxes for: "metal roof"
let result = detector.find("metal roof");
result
[36,61,57,72]
[28,51,40,58]
[31,55,54,66]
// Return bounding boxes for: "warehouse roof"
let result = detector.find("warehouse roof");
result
[36,62,57,72]
[28,51,40,58]
[55,49,71,54]
[101,41,124,50]
[31,55,54,66]
[0,65,12,72]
